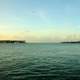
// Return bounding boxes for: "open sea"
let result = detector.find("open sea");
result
[0,43,80,80]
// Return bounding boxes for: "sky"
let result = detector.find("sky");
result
[0,0,80,42]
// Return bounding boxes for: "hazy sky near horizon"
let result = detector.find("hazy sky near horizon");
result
[0,0,80,42]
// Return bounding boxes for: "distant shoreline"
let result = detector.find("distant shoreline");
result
[0,40,26,43]
[0,40,80,44]
[61,41,80,44]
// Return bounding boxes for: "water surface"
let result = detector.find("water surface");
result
[0,43,80,80]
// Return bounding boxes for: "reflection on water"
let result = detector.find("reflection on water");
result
[0,43,80,80]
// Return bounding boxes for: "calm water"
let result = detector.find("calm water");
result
[0,43,80,80]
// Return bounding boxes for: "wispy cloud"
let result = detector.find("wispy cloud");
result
[31,9,49,23]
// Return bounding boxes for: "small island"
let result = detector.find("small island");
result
[0,40,26,43]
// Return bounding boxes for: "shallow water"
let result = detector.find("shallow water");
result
[0,43,80,80]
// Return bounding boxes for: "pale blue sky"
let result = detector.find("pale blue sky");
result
[0,0,80,42]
